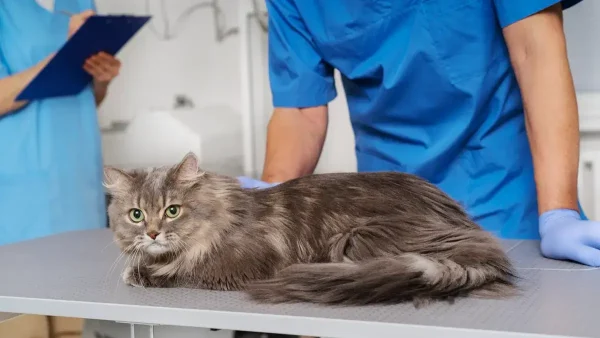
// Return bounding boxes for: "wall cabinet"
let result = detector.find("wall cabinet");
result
[577,93,600,220]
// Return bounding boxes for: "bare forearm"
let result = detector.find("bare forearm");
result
[504,4,579,213]
[0,55,52,116]
[261,106,328,183]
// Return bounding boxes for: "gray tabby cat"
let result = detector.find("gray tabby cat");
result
[104,152,516,306]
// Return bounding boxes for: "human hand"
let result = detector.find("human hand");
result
[539,209,600,266]
[84,52,121,86]
[237,176,279,189]
[68,10,95,39]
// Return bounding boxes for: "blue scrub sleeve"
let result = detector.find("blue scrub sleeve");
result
[265,0,337,108]
[0,49,9,79]
[76,0,97,12]
[494,0,583,28]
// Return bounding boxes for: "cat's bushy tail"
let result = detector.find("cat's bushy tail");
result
[245,252,517,306]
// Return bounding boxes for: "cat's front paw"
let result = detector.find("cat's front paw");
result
[122,266,151,288]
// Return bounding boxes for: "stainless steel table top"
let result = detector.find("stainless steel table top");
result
[0,229,597,338]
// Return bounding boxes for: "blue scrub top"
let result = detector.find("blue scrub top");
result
[266,0,583,240]
[0,0,106,246]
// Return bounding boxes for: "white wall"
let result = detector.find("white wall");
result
[96,0,241,126]
[564,0,600,91]
[96,0,357,175]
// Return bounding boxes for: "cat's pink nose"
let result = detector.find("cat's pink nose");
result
[147,231,160,240]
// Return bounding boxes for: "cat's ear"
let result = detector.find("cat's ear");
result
[173,151,205,182]
[103,166,132,193]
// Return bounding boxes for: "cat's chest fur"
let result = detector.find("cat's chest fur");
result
[144,231,289,290]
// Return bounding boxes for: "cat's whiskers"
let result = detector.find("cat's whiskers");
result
[173,238,191,257]
[133,246,147,291]
[108,242,131,272]
[165,242,176,262]
[183,242,193,259]
[177,241,193,267]
[106,242,136,282]
[116,243,141,290]
[100,237,120,253]
[121,243,139,271]
[106,250,126,282]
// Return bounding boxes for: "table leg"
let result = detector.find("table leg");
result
[84,319,237,337]
[128,323,156,338]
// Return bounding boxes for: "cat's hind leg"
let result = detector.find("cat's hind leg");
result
[327,220,408,262]
[248,218,515,306]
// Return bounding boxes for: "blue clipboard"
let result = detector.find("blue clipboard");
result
[16,15,151,101]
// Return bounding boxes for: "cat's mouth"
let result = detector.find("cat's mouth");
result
[144,241,170,255]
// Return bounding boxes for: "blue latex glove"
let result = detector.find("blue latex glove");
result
[539,209,600,267]
[236,176,279,189]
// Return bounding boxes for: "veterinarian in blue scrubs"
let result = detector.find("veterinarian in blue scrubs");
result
[0,0,121,246]
[238,0,600,267]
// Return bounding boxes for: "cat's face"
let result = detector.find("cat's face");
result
[103,152,208,257]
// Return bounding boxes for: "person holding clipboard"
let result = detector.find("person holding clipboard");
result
[0,0,122,246]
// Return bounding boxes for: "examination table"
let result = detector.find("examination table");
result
[0,229,598,338]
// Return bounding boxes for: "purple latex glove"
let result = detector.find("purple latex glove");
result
[539,209,600,267]
[236,176,279,189]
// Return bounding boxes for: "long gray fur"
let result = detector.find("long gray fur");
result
[103,152,517,307]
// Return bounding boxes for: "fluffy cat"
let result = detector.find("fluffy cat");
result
[104,152,516,306]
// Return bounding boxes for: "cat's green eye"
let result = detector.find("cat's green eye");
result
[129,208,144,223]
[165,205,181,218]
